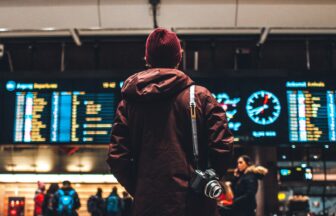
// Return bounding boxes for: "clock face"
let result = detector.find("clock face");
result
[246,90,281,125]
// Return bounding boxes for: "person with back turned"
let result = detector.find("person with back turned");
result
[107,28,234,216]
[105,187,122,216]
[121,191,133,216]
[34,182,45,216]
[42,183,59,216]
[54,181,81,216]
[87,188,104,216]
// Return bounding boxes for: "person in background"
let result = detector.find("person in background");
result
[87,188,105,216]
[105,187,122,216]
[54,180,81,216]
[227,155,268,216]
[42,183,59,216]
[34,182,46,216]
[121,191,133,216]
[35,181,45,195]
[288,195,310,216]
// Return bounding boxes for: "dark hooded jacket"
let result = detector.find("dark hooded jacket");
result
[231,166,268,216]
[107,68,234,216]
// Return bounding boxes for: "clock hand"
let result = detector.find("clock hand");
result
[262,94,269,114]
[249,104,269,116]
[256,104,269,115]
[249,106,264,115]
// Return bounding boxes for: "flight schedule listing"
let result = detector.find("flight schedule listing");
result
[14,91,116,143]
[287,81,336,142]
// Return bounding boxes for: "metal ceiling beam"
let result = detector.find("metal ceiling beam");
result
[0,27,336,38]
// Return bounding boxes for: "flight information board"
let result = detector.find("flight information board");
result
[2,80,120,144]
[286,81,336,143]
[1,78,335,145]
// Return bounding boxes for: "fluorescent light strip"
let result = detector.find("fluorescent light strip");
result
[0,174,118,183]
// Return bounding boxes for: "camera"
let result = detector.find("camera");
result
[189,169,223,199]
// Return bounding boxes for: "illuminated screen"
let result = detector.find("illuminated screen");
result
[2,80,120,144]
[286,81,336,142]
[198,79,335,144]
[1,78,335,145]
[279,166,313,181]
[196,78,287,143]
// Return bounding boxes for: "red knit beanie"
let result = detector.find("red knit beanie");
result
[145,28,182,68]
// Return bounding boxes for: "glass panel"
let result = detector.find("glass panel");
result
[292,186,308,195]
[308,186,324,195]
[310,161,325,181]
[326,161,336,181]
[277,161,292,167]
[309,197,324,215]
[325,197,336,215]
[325,185,336,195]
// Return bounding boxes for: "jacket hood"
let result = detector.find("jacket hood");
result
[244,165,268,179]
[121,68,194,102]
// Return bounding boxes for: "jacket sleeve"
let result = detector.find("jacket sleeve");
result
[233,174,258,207]
[74,192,81,210]
[106,100,134,195]
[203,90,234,177]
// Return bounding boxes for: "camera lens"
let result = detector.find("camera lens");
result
[204,180,223,199]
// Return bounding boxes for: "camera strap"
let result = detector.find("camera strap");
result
[189,85,200,169]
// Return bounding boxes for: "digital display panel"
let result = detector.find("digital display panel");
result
[2,80,120,144]
[1,78,335,145]
[197,78,287,143]
[279,166,313,182]
[286,81,336,143]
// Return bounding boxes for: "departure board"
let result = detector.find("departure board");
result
[287,81,336,142]
[1,78,335,145]
[2,80,120,144]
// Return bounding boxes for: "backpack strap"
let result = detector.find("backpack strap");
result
[68,189,75,196]
[58,189,64,196]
